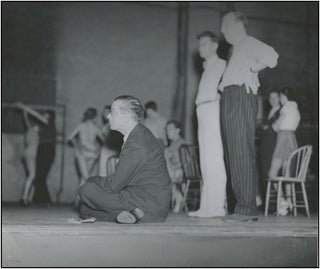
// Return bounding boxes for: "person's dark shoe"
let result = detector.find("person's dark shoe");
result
[223,213,258,222]
[116,208,144,224]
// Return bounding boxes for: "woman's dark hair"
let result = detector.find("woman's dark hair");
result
[145,101,157,111]
[197,31,219,44]
[82,107,97,122]
[268,89,280,96]
[166,120,183,137]
[280,87,295,101]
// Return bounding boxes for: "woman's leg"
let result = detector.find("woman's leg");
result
[268,157,283,194]
[172,184,182,213]
[76,154,90,187]
[22,155,36,203]
[74,153,90,207]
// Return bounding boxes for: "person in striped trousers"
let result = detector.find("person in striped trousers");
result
[219,11,279,221]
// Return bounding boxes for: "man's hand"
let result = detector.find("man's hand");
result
[250,63,267,73]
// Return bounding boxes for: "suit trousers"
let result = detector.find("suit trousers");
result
[220,85,259,216]
[78,180,134,221]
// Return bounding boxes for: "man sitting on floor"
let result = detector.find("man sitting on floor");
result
[77,95,172,224]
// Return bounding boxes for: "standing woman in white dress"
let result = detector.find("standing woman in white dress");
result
[188,31,227,218]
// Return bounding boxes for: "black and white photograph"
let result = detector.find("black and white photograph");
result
[1,1,319,267]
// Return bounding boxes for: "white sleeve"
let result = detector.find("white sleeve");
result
[253,38,279,69]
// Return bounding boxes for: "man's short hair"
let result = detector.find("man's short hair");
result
[145,101,157,111]
[234,11,248,27]
[197,31,219,44]
[225,11,248,28]
[82,107,97,122]
[114,95,144,122]
[268,89,280,96]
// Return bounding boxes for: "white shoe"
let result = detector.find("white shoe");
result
[188,209,225,218]
[256,196,263,207]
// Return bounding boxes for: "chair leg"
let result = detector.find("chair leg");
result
[291,183,297,217]
[276,181,282,217]
[301,183,310,218]
[264,181,271,216]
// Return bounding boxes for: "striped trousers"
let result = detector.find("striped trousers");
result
[220,85,259,216]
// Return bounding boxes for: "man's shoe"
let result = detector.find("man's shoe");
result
[116,208,144,224]
[223,213,258,222]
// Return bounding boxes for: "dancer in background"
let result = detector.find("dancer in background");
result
[32,109,57,206]
[68,108,104,205]
[15,102,48,205]
[219,11,279,222]
[99,105,123,177]
[257,90,281,202]
[164,120,185,213]
[188,31,227,218]
[268,87,300,216]
[143,101,167,147]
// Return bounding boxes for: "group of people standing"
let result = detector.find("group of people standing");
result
[189,11,301,221]
[16,11,302,224]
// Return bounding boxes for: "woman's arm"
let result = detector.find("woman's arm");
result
[96,127,105,143]
[67,125,81,143]
[23,110,31,129]
[272,113,285,132]
[16,102,48,124]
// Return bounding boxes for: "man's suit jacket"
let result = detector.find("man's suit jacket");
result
[92,123,172,222]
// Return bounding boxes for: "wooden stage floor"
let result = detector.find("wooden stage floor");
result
[2,205,318,267]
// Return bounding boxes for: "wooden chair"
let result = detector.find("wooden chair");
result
[179,144,202,213]
[106,155,119,176]
[264,145,312,218]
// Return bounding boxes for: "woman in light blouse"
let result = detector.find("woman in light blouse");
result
[269,87,301,215]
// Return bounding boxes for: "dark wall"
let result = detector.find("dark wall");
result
[2,2,57,104]
[2,2,58,133]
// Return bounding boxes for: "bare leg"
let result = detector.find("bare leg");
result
[268,157,289,215]
[172,184,182,213]
[75,154,90,207]
[282,161,292,209]
[22,155,36,204]
[268,157,284,195]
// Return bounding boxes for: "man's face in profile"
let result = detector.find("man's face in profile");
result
[198,36,217,59]
[108,100,126,131]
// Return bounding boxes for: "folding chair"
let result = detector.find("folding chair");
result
[265,145,312,218]
[179,144,202,213]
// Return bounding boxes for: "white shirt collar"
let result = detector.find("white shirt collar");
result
[123,132,130,144]
[122,123,138,145]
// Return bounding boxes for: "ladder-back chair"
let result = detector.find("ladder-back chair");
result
[106,155,119,176]
[265,145,312,218]
[179,144,202,213]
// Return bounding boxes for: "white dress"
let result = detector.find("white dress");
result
[189,55,227,217]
